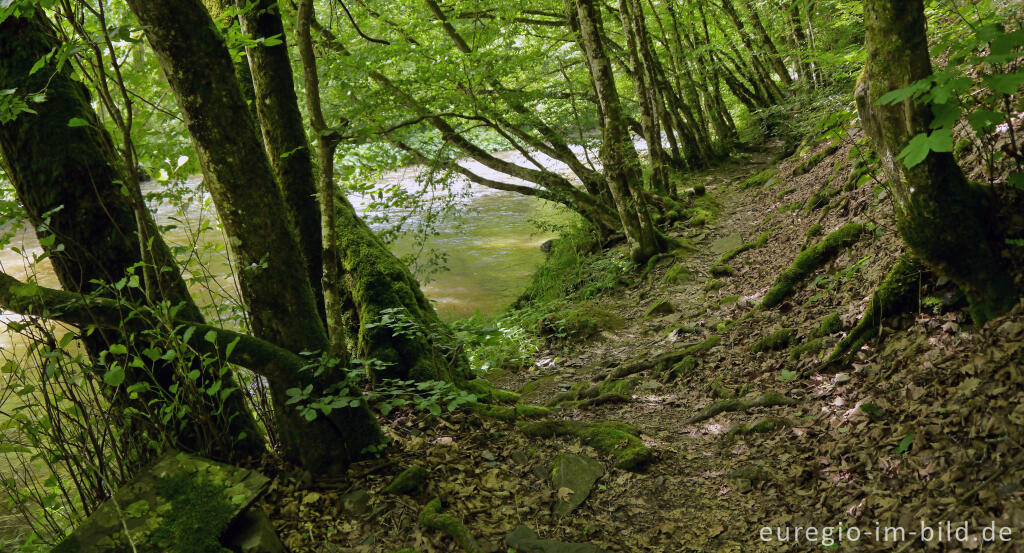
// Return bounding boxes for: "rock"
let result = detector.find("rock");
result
[505,525,610,553]
[550,454,604,517]
[341,489,371,515]
[384,465,428,495]
[223,507,287,553]
[644,299,675,318]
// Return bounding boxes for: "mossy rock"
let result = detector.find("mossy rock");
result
[549,454,605,517]
[811,312,842,338]
[537,306,625,339]
[53,452,272,553]
[665,263,695,284]
[788,337,823,360]
[752,328,796,352]
[644,299,675,318]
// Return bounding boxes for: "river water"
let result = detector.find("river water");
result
[0,148,586,355]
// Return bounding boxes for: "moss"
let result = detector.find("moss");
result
[804,187,838,212]
[728,417,790,436]
[805,223,823,240]
[461,378,519,404]
[752,328,796,352]
[811,312,842,338]
[384,465,428,495]
[792,143,840,176]
[710,264,736,277]
[518,420,652,471]
[683,334,721,355]
[777,201,803,212]
[704,279,726,291]
[665,263,694,284]
[953,138,972,159]
[718,295,740,306]
[775,186,797,199]
[548,378,634,408]
[419,498,482,553]
[667,355,698,380]
[719,233,769,264]
[826,255,924,365]
[537,305,625,338]
[760,223,865,309]
[788,337,823,360]
[644,299,675,318]
[740,167,776,189]
[149,472,236,553]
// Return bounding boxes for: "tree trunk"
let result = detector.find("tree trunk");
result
[126,0,381,475]
[236,0,326,321]
[0,10,263,462]
[857,0,1018,324]
[572,0,662,264]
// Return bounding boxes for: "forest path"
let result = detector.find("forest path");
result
[488,152,788,552]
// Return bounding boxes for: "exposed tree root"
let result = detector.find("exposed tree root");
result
[461,378,520,404]
[725,417,791,439]
[547,378,634,409]
[686,393,796,424]
[760,223,865,308]
[719,233,769,264]
[419,498,485,553]
[792,142,841,176]
[823,254,924,369]
[518,420,653,471]
[608,335,720,379]
[465,401,550,422]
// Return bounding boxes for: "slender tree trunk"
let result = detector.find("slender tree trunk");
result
[742,0,792,85]
[0,10,263,462]
[857,0,1018,324]
[125,0,381,475]
[236,0,326,321]
[618,0,669,194]
[572,0,662,263]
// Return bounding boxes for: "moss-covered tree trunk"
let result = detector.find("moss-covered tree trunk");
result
[572,0,663,264]
[0,10,263,462]
[857,0,1018,324]
[126,0,381,475]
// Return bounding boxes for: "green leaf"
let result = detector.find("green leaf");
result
[927,128,953,153]
[1009,172,1024,191]
[108,344,128,355]
[67,117,89,127]
[967,110,1004,133]
[895,430,915,455]
[897,133,931,168]
[203,330,218,344]
[779,370,798,382]
[104,366,125,387]
[929,103,961,129]
[984,72,1024,95]
[877,79,930,105]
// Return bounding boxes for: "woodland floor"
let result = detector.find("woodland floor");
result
[255,134,1024,553]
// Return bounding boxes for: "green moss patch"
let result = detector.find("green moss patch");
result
[740,167,776,189]
[665,263,695,284]
[719,233,769,264]
[811,313,842,338]
[752,328,796,352]
[788,337,823,360]
[384,465,428,495]
[793,143,840,176]
[518,420,653,471]
[760,223,865,309]
[537,305,625,339]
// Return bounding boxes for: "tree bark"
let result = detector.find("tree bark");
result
[236,0,326,320]
[0,10,263,462]
[857,0,1018,324]
[572,0,662,263]
[126,0,381,475]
